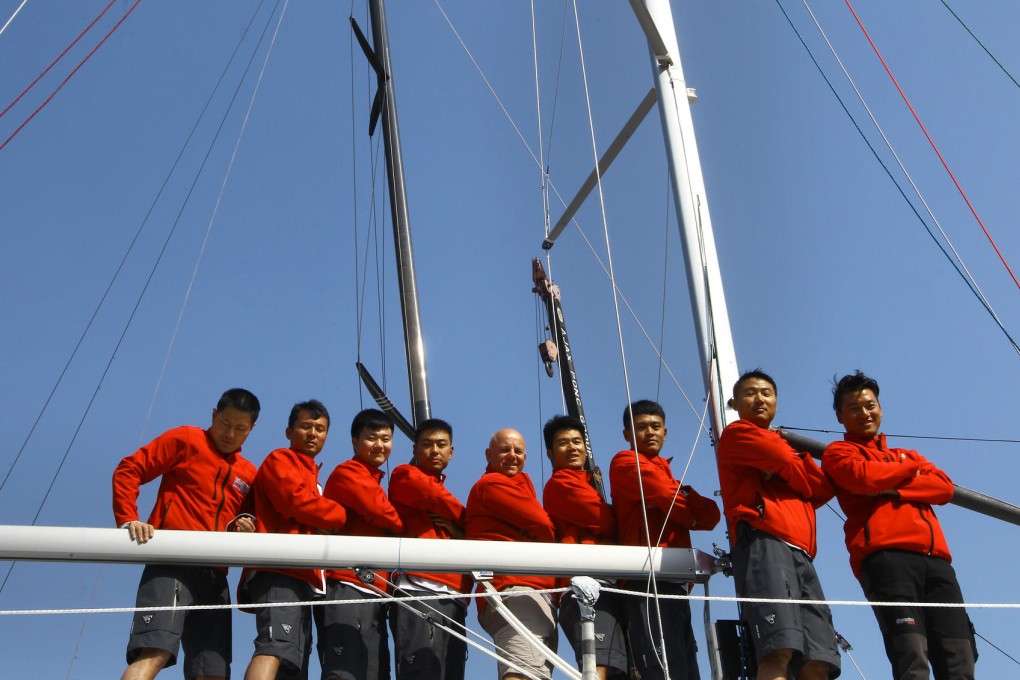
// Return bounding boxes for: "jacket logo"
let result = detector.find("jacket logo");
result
[895,617,917,626]
[233,477,250,495]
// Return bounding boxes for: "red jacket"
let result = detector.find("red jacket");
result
[823,433,954,577]
[245,448,347,592]
[388,463,468,592]
[716,419,833,558]
[466,468,556,599]
[543,468,617,546]
[112,425,256,534]
[322,457,403,592]
[609,449,720,550]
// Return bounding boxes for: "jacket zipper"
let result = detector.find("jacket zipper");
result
[213,463,231,531]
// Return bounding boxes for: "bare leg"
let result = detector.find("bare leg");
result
[120,648,171,680]
[756,648,793,680]
[799,659,831,680]
[243,654,282,680]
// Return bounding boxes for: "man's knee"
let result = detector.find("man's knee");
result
[886,633,930,680]
[122,648,172,680]
[932,637,976,680]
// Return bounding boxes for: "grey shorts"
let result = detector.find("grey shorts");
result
[558,590,628,677]
[245,571,317,673]
[478,586,557,680]
[126,564,231,678]
[732,525,841,677]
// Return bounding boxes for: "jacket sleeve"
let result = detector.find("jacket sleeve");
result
[800,453,836,506]
[609,451,696,526]
[543,473,616,537]
[823,441,920,496]
[324,464,404,533]
[389,465,466,523]
[111,429,186,526]
[478,475,555,542]
[682,485,721,531]
[717,421,814,499]
[260,454,347,530]
[892,451,955,505]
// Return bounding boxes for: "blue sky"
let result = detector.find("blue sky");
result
[1,1,1019,677]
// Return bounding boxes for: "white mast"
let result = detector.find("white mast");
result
[631,0,740,439]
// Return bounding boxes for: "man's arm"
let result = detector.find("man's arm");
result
[260,454,347,531]
[718,421,815,498]
[609,452,696,526]
[111,429,186,543]
[799,453,836,506]
[543,472,616,537]
[822,441,920,496]
[389,465,465,523]
[890,452,954,504]
[323,463,403,533]
[680,485,721,531]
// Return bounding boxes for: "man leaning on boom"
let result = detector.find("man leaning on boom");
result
[717,370,841,680]
[112,387,260,680]
[823,370,976,680]
[466,428,558,680]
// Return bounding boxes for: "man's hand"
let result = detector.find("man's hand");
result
[124,521,155,544]
[233,516,256,533]
[429,514,465,539]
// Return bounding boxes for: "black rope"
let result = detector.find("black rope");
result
[975,630,1020,668]
[771,0,1020,355]
[939,0,1020,92]
[781,426,1020,445]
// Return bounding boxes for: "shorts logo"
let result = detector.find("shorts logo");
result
[233,477,251,495]
[895,617,917,626]
[281,624,292,634]
[764,614,776,625]
[596,633,606,642]
[142,615,153,624]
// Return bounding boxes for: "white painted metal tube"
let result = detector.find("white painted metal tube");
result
[0,526,717,581]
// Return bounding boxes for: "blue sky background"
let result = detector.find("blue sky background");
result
[1,1,1019,677]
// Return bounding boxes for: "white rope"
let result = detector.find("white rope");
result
[0,0,28,39]
[797,0,1004,330]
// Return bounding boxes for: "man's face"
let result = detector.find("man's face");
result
[549,428,585,470]
[208,407,255,455]
[837,388,883,440]
[413,429,454,475]
[286,410,329,458]
[623,414,667,456]
[352,427,393,468]
[485,429,526,477]
[729,378,777,428]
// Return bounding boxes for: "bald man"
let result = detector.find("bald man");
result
[466,429,557,680]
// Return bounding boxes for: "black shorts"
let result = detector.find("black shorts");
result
[125,564,231,678]
[245,571,318,673]
[623,580,699,680]
[389,587,467,680]
[320,580,390,680]
[732,525,840,677]
[558,589,628,677]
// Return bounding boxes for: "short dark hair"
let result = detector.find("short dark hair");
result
[623,400,666,430]
[415,418,453,443]
[217,388,261,423]
[543,415,585,450]
[288,399,330,429]
[350,408,394,439]
[832,370,880,412]
[731,369,777,400]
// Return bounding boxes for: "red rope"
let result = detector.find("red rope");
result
[0,0,118,121]
[843,0,1020,293]
[0,0,143,153]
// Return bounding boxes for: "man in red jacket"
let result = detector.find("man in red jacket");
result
[466,428,557,680]
[320,408,404,680]
[240,399,348,680]
[112,387,260,680]
[388,418,469,680]
[823,371,975,680]
[610,400,720,680]
[542,415,627,680]
[717,371,840,680]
